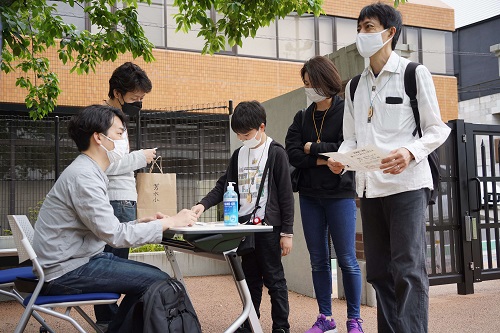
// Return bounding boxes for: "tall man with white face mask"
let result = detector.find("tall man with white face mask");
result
[32,105,197,332]
[328,3,450,333]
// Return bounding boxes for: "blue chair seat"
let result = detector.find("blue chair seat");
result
[0,266,36,284]
[24,292,120,306]
[24,293,121,305]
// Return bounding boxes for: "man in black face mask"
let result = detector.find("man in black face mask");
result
[96,62,158,331]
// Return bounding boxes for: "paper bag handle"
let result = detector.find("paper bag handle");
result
[149,156,163,174]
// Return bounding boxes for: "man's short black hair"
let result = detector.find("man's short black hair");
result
[301,56,342,98]
[108,62,152,99]
[358,2,402,50]
[231,101,266,134]
[68,105,126,152]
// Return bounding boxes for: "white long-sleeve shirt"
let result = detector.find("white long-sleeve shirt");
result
[340,52,451,198]
[106,150,146,201]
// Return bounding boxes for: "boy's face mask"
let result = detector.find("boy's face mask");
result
[241,129,262,149]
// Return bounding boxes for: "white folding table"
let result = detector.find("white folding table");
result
[162,223,273,333]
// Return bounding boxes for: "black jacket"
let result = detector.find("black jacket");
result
[199,140,294,234]
[285,96,356,198]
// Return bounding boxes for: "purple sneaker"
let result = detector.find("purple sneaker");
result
[305,314,337,333]
[346,318,364,333]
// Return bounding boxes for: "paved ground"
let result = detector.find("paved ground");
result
[1,275,500,332]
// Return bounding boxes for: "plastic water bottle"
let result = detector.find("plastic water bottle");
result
[223,181,238,226]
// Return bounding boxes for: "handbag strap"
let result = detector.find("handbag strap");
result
[249,159,270,222]
[149,156,163,174]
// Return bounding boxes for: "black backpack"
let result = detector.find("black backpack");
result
[120,278,202,333]
[349,62,440,205]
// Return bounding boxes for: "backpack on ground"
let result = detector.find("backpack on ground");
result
[120,278,202,333]
[349,62,440,205]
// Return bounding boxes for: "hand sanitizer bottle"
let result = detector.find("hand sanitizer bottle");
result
[223,181,238,226]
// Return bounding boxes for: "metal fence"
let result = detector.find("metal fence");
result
[0,103,231,235]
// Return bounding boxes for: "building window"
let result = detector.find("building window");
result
[278,13,315,61]
[318,16,334,55]
[238,23,278,58]
[422,29,449,74]
[165,0,207,51]
[404,26,420,63]
[47,0,86,31]
[335,17,357,50]
[137,0,165,47]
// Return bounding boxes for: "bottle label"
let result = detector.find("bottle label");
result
[224,200,238,225]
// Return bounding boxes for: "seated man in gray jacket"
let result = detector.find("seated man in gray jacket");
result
[32,104,197,333]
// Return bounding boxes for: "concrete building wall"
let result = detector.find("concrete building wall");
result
[459,92,500,124]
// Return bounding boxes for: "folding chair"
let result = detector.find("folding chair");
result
[0,266,55,332]
[8,215,120,333]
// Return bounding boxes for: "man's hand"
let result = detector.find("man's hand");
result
[327,158,345,174]
[280,237,293,256]
[161,209,197,231]
[143,148,157,164]
[381,147,414,174]
[191,204,205,218]
[137,212,167,223]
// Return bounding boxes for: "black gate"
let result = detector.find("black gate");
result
[428,119,500,294]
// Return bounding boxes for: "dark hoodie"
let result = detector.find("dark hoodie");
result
[285,96,356,198]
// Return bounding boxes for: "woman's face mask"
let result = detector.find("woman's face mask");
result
[100,133,129,163]
[356,28,393,58]
[305,88,327,103]
[241,129,262,149]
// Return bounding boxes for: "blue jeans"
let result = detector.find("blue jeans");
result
[299,195,361,319]
[95,200,136,324]
[360,189,430,333]
[43,252,169,333]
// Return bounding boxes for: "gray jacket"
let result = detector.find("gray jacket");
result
[33,154,163,281]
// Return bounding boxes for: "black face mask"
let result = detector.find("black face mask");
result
[122,101,142,116]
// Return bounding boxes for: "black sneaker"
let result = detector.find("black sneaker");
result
[272,329,290,333]
[235,327,252,333]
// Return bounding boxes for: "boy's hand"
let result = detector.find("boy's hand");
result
[161,209,197,230]
[191,204,205,218]
[280,237,293,256]
[143,148,157,164]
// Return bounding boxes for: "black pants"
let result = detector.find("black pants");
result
[241,227,290,330]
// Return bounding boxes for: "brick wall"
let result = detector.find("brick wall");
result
[324,0,455,31]
[0,48,458,120]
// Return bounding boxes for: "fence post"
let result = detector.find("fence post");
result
[9,121,15,215]
[54,116,60,180]
[136,112,142,150]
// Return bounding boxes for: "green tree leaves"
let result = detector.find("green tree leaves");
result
[1,0,154,119]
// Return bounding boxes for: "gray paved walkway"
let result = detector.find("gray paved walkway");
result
[1,275,499,332]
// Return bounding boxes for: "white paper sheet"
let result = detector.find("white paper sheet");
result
[321,144,387,172]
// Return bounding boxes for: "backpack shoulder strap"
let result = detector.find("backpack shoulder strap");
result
[404,62,421,137]
[349,74,362,103]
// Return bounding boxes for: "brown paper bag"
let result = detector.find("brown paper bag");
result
[136,157,177,219]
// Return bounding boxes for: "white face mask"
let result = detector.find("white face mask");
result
[100,133,129,163]
[305,88,327,103]
[241,130,261,149]
[356,28,393,58]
